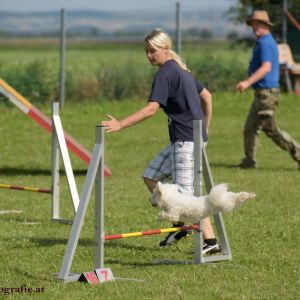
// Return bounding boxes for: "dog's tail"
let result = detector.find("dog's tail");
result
[208,183,255,212]
[208,184,229,210]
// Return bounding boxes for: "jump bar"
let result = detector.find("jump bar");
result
[0,183,51,194]
[105,225,200,241]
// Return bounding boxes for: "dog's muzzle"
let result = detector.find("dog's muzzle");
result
[149,195,158,207]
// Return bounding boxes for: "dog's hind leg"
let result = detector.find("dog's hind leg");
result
[232,192,256,209]
[236,192,256,203]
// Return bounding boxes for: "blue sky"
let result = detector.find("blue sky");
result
[2,0,238,12]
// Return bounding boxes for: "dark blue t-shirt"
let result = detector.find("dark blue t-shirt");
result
[148,59,208,143]
[249,34,279,89]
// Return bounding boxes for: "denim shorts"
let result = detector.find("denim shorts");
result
[143,141,196,195]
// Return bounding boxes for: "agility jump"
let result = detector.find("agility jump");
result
[0,183,51,194]
[0,78,111,176]
[57,121,232,283]
[0,101,90,222]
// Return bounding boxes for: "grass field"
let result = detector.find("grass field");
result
[0,40,250,102]
[0,89,300,299]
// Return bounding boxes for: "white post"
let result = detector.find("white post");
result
[52,103,60,219]
[95,126,105,269]
[52,107,80,213]
[193,120,204,264]
[58,126,103,281]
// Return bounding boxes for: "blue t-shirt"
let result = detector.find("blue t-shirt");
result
[249,34,279,89]
[148,59,208,143]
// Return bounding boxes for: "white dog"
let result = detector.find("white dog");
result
[150,182,256,223]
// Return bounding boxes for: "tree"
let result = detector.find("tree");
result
[227,30,240,42]
[226,0,300,40]
[199,28,213,40]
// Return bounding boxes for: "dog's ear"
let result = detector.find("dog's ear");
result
[156,182,163,194]
[153,181,163,198]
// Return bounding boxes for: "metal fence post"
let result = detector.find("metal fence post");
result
[59,8,66,106]
[175,2,182,55]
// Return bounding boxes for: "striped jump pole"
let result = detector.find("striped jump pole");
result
[0,78,111,176]
[0,183,51,194]
[105,225,200,241]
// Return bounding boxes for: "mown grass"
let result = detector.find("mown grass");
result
[0,90,300,299]
[0,41,251,102]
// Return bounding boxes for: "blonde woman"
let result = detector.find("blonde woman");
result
[102,29,219,254]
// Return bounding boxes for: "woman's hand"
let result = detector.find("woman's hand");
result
[101,102,160,133]
[101,114,122,133]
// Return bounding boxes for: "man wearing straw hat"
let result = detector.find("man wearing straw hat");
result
[236,10,300,170]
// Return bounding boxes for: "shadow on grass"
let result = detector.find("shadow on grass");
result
[0,166,87,177]
[104,259,171,267]
[28,237,93,247]
[105,240,158,252]
[104,241,194,267]
[28,237,158,252]
[3,236,193,268]
[209,162,239,169]
[210,162,296,172]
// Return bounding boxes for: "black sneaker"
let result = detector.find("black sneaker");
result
[202,242,221,255]
[159,229,192,247]
[238,158,256,169]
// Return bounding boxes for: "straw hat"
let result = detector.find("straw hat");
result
[246,10,274,27]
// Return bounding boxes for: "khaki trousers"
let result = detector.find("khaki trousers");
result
[243,88,300,165]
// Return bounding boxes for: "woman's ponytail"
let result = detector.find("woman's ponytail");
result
[169,50,189,72]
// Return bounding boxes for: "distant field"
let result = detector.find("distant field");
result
[0,39,250,103]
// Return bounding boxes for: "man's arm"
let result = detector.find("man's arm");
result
[236,61,272,92]
[101,101,160,133]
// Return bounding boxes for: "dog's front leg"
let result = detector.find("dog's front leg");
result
[158,210,180,223]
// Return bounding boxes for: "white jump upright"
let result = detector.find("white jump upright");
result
[51,102,80,222]
[193,120,204,264]
[52,103,60,221]
[193,120,232,264]
[57,125,104,282]
[95,125,105,269]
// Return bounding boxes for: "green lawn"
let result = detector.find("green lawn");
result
[0,40,250,103]
[0,91,300,299]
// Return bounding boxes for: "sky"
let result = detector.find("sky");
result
[1,0,238,12]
